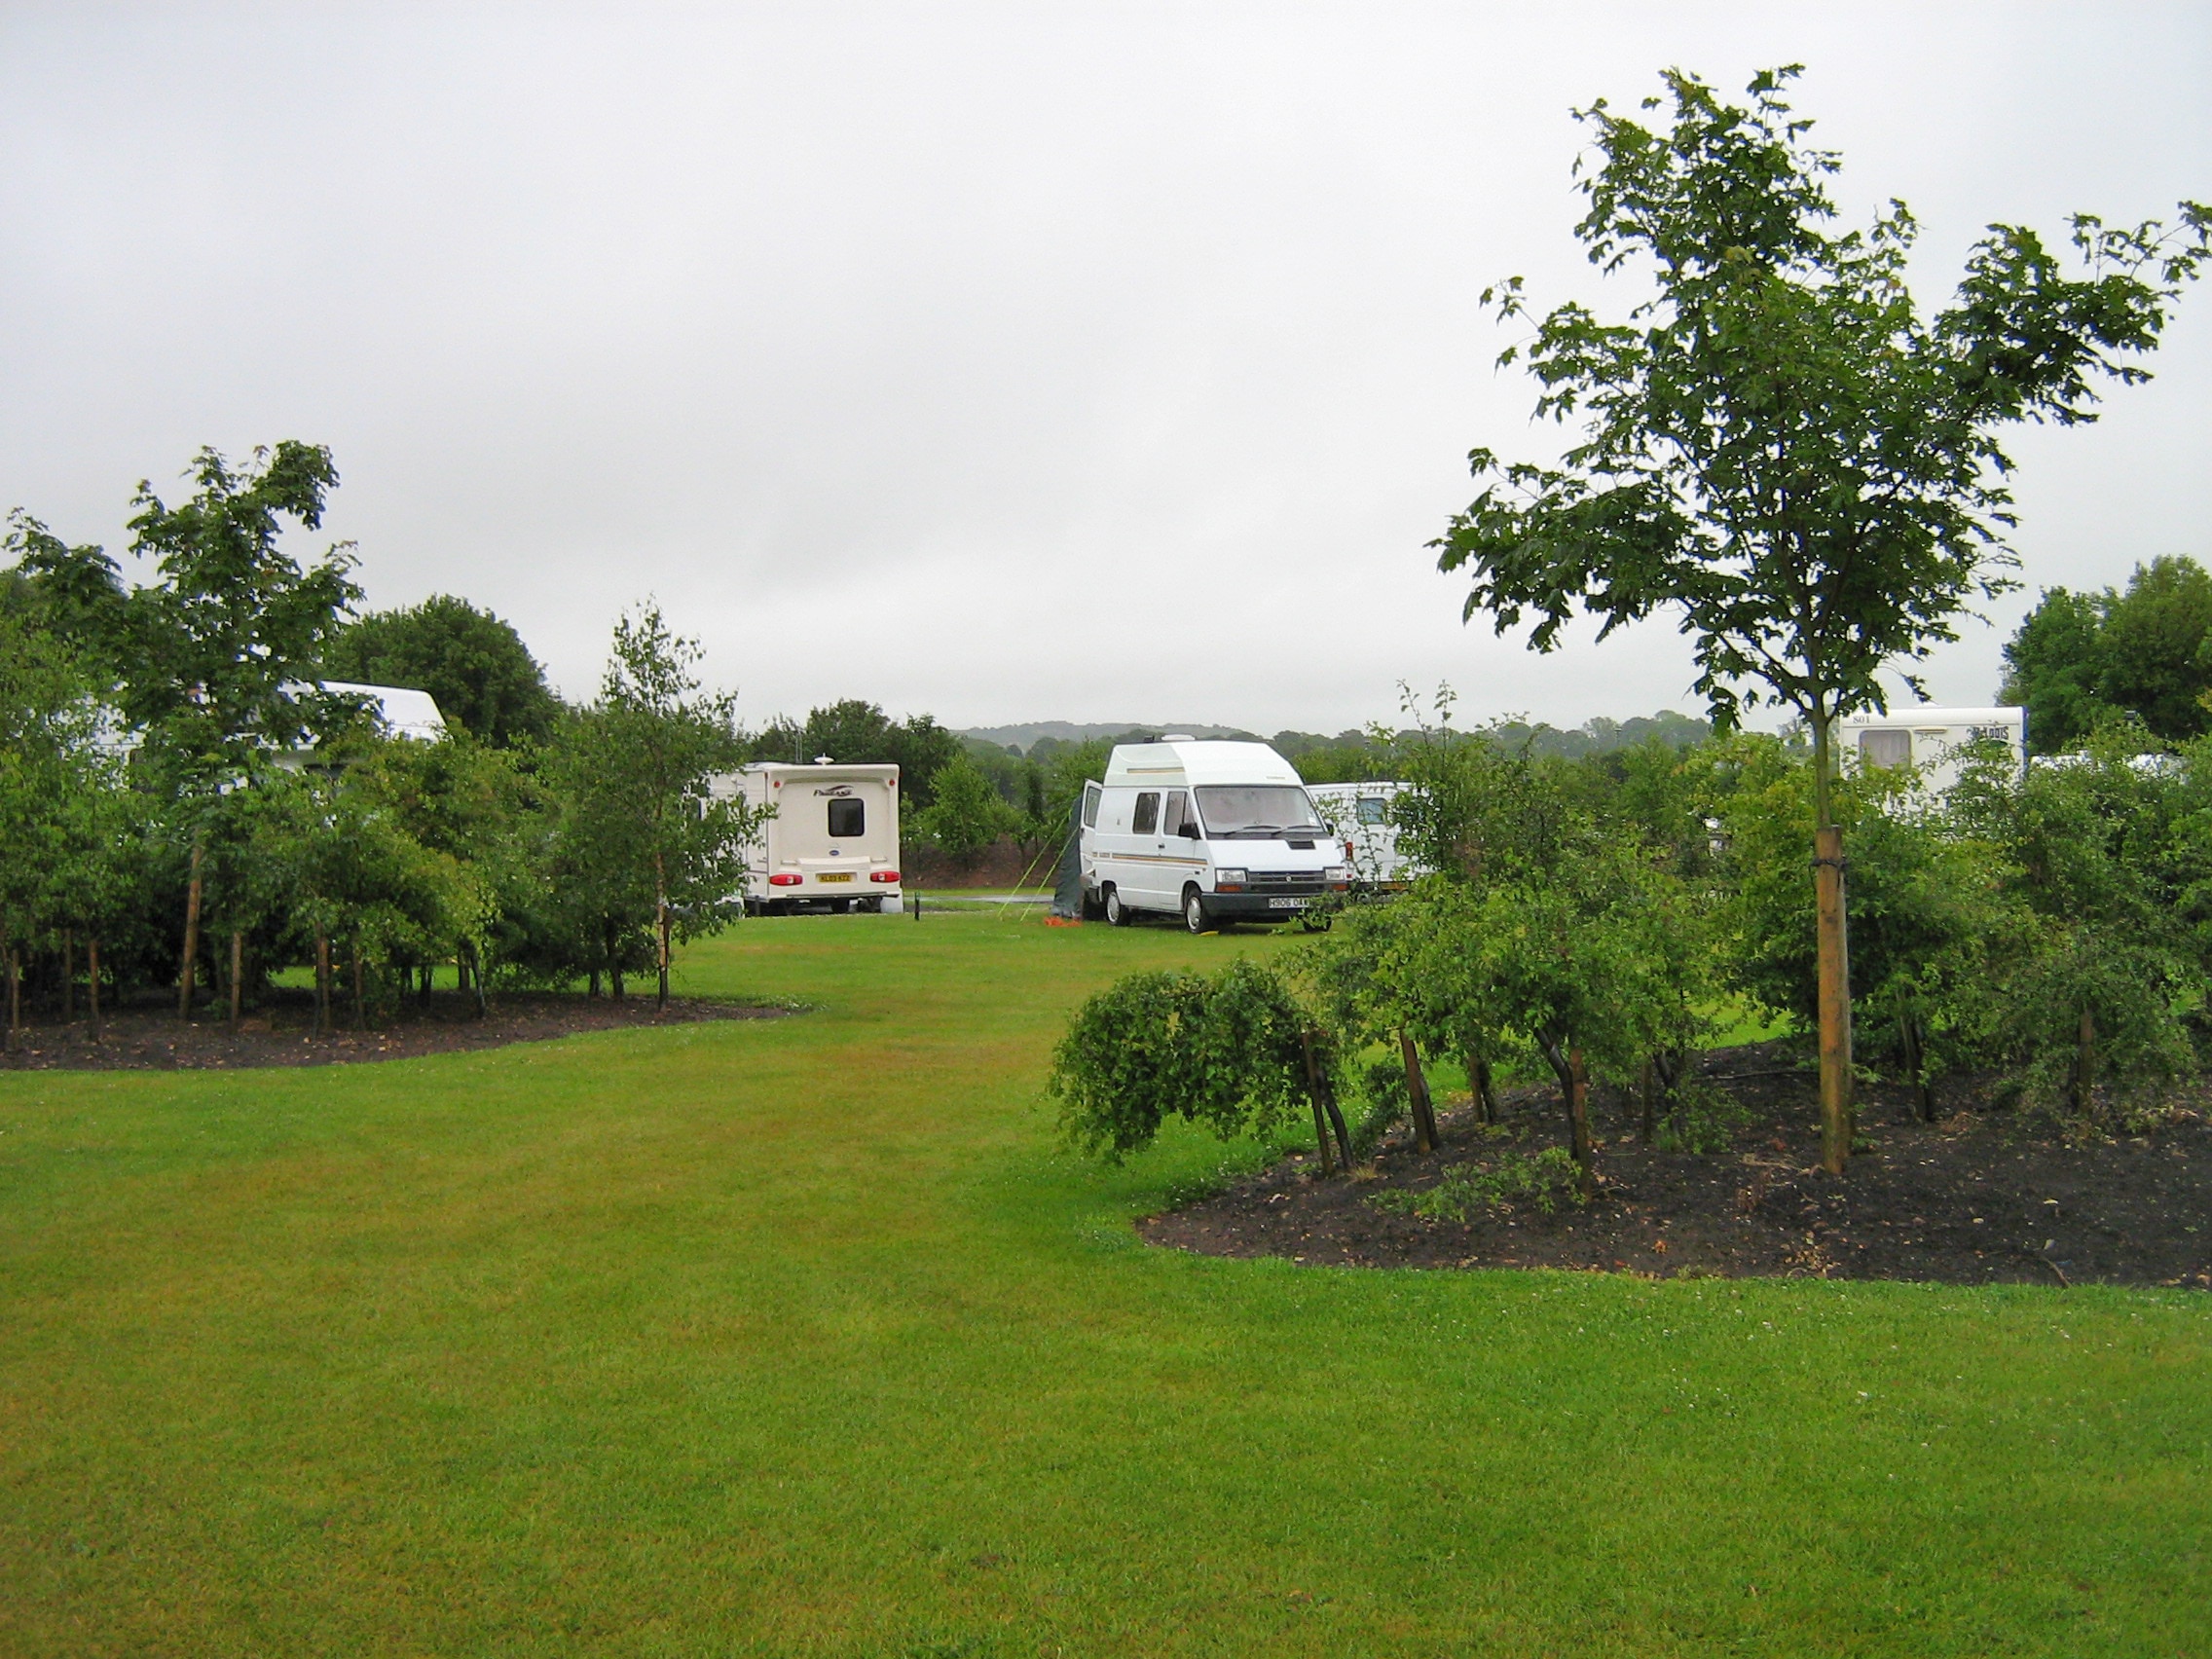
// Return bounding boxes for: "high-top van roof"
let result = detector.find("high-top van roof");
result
[1839,706,2021,729]
[1102,740,1303,790]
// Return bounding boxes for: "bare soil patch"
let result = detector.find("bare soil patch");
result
[0,989,790,1073]
[1142,1043,2212,1289]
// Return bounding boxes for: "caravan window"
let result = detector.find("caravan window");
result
[828,798,866,837]
[1161,791,1190,837]
[1131,793,1161,834]
[1355,796,1387,826]
[1859,729,1911,768]
[1082,782,1101,829]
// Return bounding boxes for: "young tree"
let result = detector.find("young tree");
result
[1433,66,2208,1171]
[324,595,563,748]
[558,606,758,1007]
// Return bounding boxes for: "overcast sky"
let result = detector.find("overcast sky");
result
[3,3,2206,736]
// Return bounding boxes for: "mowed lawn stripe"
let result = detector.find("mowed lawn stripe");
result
[1,915,2205,1655]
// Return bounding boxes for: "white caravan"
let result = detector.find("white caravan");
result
[710,761,903,914]
[1079,739,1350,933]
[1838,706,2026,795]
[1308,782,1419,890]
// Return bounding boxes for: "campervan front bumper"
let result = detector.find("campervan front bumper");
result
[1203,889,1331,920]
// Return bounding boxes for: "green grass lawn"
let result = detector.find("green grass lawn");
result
[2,913,2205,1656]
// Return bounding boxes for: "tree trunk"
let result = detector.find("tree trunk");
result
[2072,1007,2096,1116]
[352,946,365,1031]
[589,969,601,999]
[1810,714,1855,1174]
[229,930,243,1031]
[655,850,671,1010]
[467,940,487,1017]
[62,931,74,1023]
[1543,1040,1596,1191]
[1470,1053,1499,1124]
[1639,1056,1657,1143]
[1398,1029,1438,1154]
[313,922,330,1037]
[1299,1027,1336,1176]
[5,947,18,1053]
[178,835,204,1019]
[87,936,101,1042]
[1900,1014,1934,1123]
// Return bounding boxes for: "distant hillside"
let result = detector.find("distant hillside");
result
[963,713,1712,759]
[958,720,1256,753]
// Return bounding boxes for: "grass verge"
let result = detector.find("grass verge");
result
[1,912,2204,1655]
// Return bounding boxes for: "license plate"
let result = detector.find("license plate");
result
[1267,896,1309,909]
[816,872,853,884]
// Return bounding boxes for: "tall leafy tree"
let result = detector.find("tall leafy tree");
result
[2001,556,2212,752]
[104,443,364,1014]
[1433,66,2208,1171]
[325,594,563,747]
[755,699,963,808]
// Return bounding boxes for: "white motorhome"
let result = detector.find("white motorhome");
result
[1838,706,2027,795]
[1079,739,1350,933]
[1308,782,1419,889]
[710,761,903,915]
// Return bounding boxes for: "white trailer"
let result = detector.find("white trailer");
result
[1307,782,1420,889]
[710,760,903,914]
[1837,706,2027,795]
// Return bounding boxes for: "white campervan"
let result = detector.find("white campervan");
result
[1838,706,2027,796]
[1079,739,1350,933]
[710,761,903,914]
[1308,782,1419,890]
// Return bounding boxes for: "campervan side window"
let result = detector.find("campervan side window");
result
[1161,791,1190,837]
[828,798,866,837]
[1355,797,1387,826]
[1082,782,1101,829]
[1131,793,1161,834]
[1859,729,1911,768]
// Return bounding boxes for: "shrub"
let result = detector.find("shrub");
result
[1369,1147,1586,1221]
[1047,959,1313,1162]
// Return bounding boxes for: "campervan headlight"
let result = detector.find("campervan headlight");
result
[1324,865,1352,888]
[1214,867,1247,892]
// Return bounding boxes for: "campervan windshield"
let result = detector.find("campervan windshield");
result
[1196,785,1325,838]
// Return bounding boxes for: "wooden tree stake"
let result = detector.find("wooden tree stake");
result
[1398,1029,1438,1154]
[1813,825,1854,1174]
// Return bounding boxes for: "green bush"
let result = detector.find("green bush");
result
[1047,959,1313,1162]
[1369,1147,1586,1221]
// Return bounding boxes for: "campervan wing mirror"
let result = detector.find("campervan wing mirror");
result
[1177,822,1201,840]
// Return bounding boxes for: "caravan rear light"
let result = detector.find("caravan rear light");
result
[869,869,901,883]
[768,872,802,887]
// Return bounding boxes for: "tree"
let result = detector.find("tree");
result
[1999,586,2112,755]
[753,700,964,808]
[104,443,364,1015]
[913,754,1017,866]
[2001,557,2212,753]
[1433,66,2208,1171]
[555,606,758,1007]
[324,595,563,748]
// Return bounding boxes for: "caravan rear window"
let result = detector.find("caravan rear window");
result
[1082,783,1101,829]
[828,798,866,837]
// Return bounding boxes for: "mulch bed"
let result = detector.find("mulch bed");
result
[0,989,790,1072]
[1142,1043,2212,1289]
